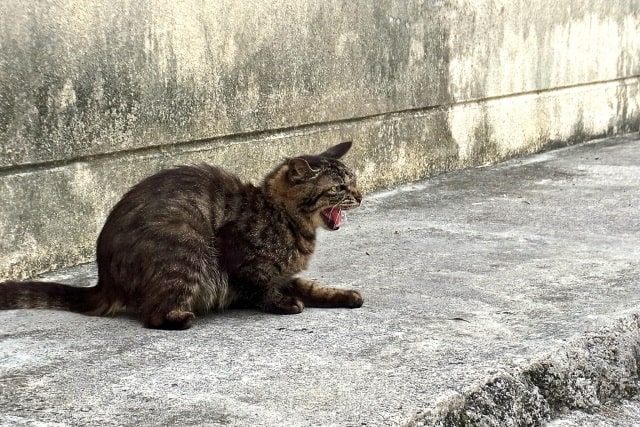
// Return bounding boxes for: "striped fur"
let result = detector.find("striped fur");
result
[0,142,363,329]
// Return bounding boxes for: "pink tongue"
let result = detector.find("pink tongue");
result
[326,208,342,229]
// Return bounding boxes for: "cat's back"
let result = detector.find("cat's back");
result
[99,164,245,250]
[118,163,242,206]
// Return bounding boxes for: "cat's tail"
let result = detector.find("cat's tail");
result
[0,280,117,316]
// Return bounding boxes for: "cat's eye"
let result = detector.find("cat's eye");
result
[329,185,342,193]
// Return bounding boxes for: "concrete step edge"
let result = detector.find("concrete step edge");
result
[404,309,640,426]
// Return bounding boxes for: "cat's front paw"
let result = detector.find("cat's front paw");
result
[281,298,305,314]
[344,290,364,308]
[263,296,305,315]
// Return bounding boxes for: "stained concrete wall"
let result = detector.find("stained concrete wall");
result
[1,0,639,279]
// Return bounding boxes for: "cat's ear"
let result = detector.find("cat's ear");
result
[288,158,317,182]
[319,141,352,159]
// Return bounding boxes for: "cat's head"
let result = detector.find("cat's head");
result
[264,141,362,231]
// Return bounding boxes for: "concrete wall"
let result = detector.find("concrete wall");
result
[1,0,639,280]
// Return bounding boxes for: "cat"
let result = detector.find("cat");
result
[0,141,363,329]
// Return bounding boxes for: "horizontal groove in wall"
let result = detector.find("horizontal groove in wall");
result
[1,75,638,177]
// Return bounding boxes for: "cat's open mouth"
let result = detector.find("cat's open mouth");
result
[321,207,343,230]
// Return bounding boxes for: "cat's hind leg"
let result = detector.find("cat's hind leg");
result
[138,278,200,330]
[141,305,196,330]
[287,278,363,309]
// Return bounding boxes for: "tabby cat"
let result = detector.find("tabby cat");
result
[0,141,363,329]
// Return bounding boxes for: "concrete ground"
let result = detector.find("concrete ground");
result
[1,133,639,426]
